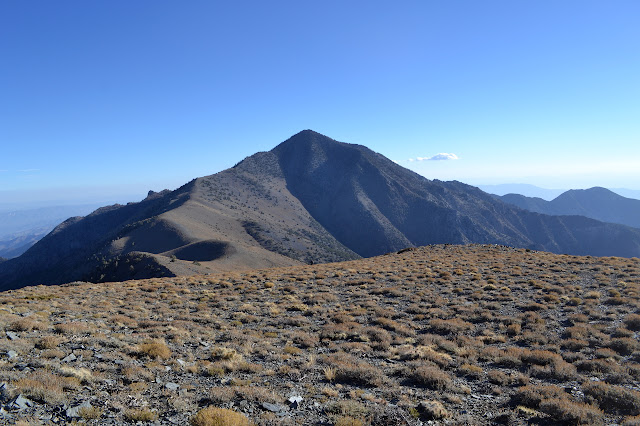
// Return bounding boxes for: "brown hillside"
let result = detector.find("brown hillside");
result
[0,245,639,424]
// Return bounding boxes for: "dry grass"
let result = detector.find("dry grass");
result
[191,407,252,426]
[0,244,638,424]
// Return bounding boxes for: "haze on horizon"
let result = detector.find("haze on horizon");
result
[2,1,639,208]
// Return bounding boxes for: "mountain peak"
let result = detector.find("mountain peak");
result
[275,129,339,149]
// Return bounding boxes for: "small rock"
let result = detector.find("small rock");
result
[66,401,92,418]
[167,414,184,424]
[9,394,34,410]
[6,332,19,340]
[5,351,17,360]
[288,395,303,409]
[176,359,186,366]
[61,353,77,363]
[262,402,287,413]
[0,383,11,402]
[165,382,180,391]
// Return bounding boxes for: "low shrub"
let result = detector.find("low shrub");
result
[190,407,252,426]
[137,339,171,359]
[124,408,158,422]
[584,382,640,415]
[408,365,452,391]
[416,400,449,420]
[539,399,603,424]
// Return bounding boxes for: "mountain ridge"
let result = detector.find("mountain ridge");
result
[2,130,640,291]
[499,187,640,229]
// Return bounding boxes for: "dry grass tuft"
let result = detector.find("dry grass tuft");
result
[190,407,252,426]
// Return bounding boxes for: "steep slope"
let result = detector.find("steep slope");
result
[0,232,47,259]
[2,130,640,291]
[500,187,640,229]
[269,130,640,257]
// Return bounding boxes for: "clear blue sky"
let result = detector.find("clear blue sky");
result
[2,1,639,206]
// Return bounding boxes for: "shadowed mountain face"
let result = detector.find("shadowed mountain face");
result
[2,130,640,291]
[500,187,640,229]
[267,131,640,257]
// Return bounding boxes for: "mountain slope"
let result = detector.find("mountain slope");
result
[0,231,48,259]
[2,130,640,291]
[500,187,640,229]
[267,131,640,258]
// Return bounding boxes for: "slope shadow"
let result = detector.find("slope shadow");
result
[165,240,235,262]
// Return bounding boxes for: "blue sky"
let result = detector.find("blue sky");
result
[2,1,639,206]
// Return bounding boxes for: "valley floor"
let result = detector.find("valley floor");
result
[0,244,639,425]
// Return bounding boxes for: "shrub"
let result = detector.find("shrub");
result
[408,365,452,391]
[520,349,561,366]
[584,382,640,415]
[539,399,603,424]
[334,363,385,387]
[9,318,44,331]
[334,417,364,426]
[137,339,171,359]
[506,323,521,336]
[511,385,566,408]
[624,314,640,331]
[429,318,473,335]
[609,338,639,356]
[36,335,61,349]
[364,327,391,351]
[488,370,511,385]
[190,407,252,426]
[458,363,483,378]
[14,371,67,404]
[416,400,449,420]
[326,400,369,419]
[54,322,87,335]
[79,406,103,420]
[124,408,158,422]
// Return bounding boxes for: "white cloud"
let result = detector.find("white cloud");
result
[427,153,459,161]
[18,169,40,172]
[409,153,459,162]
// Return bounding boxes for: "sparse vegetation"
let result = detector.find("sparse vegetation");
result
[0,244,638,424]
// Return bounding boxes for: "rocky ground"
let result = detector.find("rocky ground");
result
[0,244,639,425]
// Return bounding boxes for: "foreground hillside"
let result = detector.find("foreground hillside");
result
[3,130,640,291]
[0,245,639,425]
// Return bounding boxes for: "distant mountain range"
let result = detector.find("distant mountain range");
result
[477,184,566,200]
[498,187,640,229]
[2,130,640,291]
[479,183,640,201]
[0,204,103,259]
